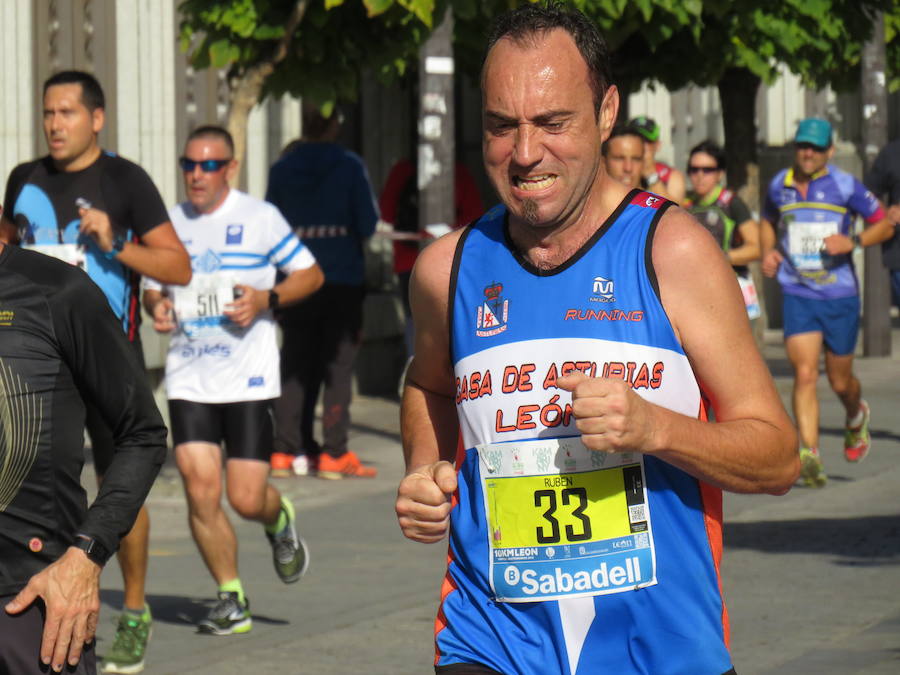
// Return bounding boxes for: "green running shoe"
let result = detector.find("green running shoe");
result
[266,496,309,584]
[100,605,152,674]
[197,591,252,635]
[844,399,871,463]
[799,446,827,488]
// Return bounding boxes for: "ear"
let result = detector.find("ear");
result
[598,85,619,143]
[91,107,105,134]
[826,145,836,161]
[225,159,240,184]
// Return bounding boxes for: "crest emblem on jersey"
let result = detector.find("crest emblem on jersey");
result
[629,191,663,209]
[476,281,509,337]
[226,224,244,244]
[195,248,223,274]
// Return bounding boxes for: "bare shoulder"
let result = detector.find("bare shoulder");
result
[651,206,730,280]
[651,206,747,344]
[411,226,468,304]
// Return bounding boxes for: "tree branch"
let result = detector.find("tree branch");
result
[227,0,310,170]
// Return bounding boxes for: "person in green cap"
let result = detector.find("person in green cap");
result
[683,140,761,322]
[629,115,686,203]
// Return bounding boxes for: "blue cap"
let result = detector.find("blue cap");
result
[795,118,832,148]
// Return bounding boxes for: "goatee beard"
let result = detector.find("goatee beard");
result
[522,199,539,225]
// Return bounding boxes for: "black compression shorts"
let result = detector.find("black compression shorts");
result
[0,594,97,674]
[168,399,274,461]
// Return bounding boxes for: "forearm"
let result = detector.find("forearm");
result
[728,242,760,266]
[401,379,459,472]
[760,218,777,252]
[276,264,324,307]
[116,243,191,285]
[648,405,798,494]
[142,288,164,315]
[79,440,166,554]
[860,218,895,247]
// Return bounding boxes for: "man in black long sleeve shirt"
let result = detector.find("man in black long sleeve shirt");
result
[0,243,167,673]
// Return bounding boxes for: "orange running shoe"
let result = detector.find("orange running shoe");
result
[318,451,377,480]
[270,452,295,477]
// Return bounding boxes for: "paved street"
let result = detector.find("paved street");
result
[91,331,900,674]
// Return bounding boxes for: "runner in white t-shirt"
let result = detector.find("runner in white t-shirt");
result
[142,126,323,636]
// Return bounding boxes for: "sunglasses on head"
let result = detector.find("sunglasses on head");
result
[795,142,828,153]
[179,157,231,173]
[687,166,718,175]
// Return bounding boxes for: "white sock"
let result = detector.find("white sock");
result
[847,403,866,428]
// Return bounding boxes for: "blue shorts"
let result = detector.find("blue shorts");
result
[783,293,860,355]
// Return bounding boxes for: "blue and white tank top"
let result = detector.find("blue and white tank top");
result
[436,190,732,675]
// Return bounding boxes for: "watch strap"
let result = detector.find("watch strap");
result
[73,534,112,566]
[103,233,127,261]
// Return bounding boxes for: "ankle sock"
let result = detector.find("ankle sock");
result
[264,497,289,535]
[219,578,245,604]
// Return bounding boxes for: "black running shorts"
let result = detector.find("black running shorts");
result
[0,594,97,674]
[168,399,275,461]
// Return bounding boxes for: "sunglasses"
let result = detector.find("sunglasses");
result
[179,157,231,173]
[795,142,828,153]
[687,166,718,175]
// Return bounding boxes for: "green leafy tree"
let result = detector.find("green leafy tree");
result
[610,0,899,204]
[178,0,437,165]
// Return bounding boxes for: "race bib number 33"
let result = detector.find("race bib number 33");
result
[478,437,657,603]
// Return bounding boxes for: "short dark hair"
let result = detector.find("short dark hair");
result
[689,140,726,171]
[602,125,644,156]
[43,70,105,111]
[301,102,341,142]
[484,1,612,118]
[186,125,235,157]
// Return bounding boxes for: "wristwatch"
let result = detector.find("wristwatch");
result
[851,233,863,251]
[104,233,127,261]
[72,534,112,566]
[268,289,280,310]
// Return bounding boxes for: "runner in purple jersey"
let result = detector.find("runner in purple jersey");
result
[761,117,893,486]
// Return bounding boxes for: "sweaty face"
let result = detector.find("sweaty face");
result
[603,136,644,189]
[793,143,831,179]
[482,29,611,230]
[687,151,722,198]
[43,84,103,171]
[182,138,236,214]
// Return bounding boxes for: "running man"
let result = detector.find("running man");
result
[684,140,761,321]
[1,69,190,674]
[601,125,647,190]
[761,118,894,486]
[629,115,686,203]
[1,243,167,674]
[143,126,323,635]
[396,4,798,674]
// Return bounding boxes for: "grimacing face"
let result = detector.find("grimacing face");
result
[182,137,236,214]
[43,83,103,171]
[604,135,644,189]
[482,29,615,230]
